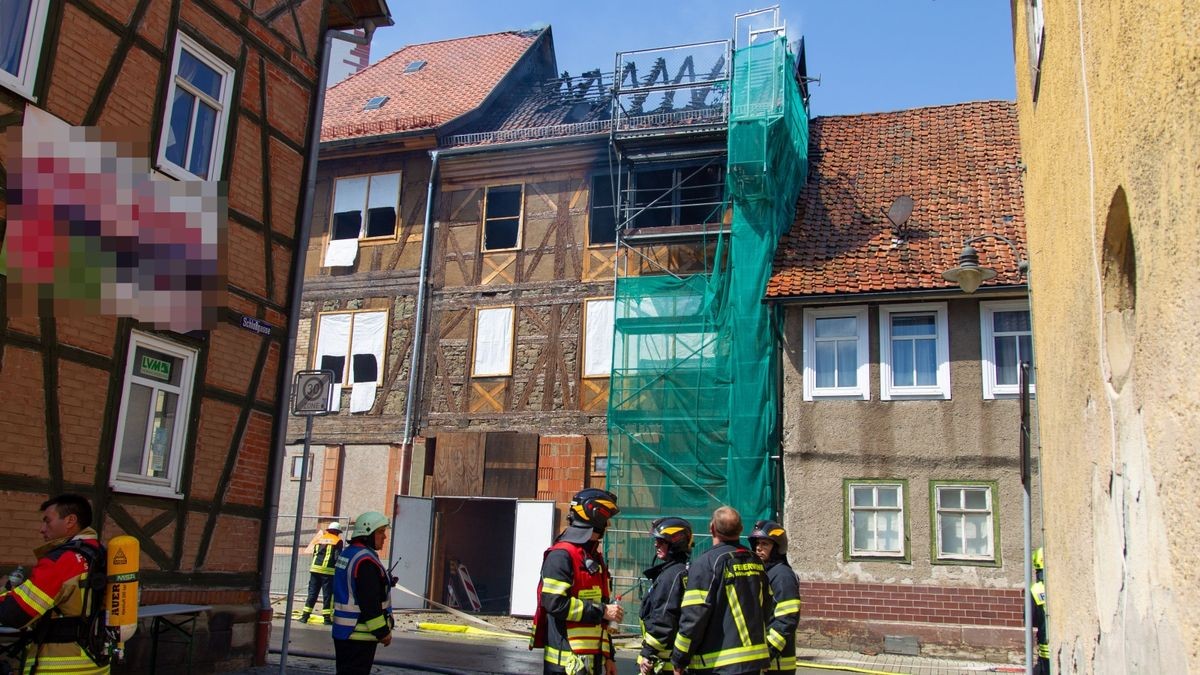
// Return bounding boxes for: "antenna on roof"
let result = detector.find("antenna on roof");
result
[884,195,914,240]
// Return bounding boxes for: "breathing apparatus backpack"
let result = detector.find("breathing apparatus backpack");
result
[22,540,114,667]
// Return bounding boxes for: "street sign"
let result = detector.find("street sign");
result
[292,370,335,415]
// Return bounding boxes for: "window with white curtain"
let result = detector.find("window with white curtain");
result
[0,0,51,99]
[330,172,402,241]
[157,33,235,180]
[879,302,950,400]
[932,482,998,563]
[980,300,1035,399]
[582,298,614,377]
[803,305,869,400]
[313,310,387,412]
[846,481,907,559]
[472,306,515,377]
[110,331,198,499]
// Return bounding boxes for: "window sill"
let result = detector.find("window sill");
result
[881,390,951,401]
[806,390,870,401]
[110,479,185,501]
[931,557,1000,568]
[155,160,204,182]
[846,553,911,563]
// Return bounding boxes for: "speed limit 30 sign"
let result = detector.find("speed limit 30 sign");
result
[293,370,335,415]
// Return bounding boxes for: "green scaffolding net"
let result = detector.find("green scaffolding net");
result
[605,36,809,617]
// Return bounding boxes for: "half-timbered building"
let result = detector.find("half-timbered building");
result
[0,0,389,668]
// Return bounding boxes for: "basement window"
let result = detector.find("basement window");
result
[110,331,198,499]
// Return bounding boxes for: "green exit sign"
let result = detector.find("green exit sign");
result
[139,354,171,381]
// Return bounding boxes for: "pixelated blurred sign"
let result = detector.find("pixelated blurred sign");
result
[293,370,335,415]
[238,313,273,336]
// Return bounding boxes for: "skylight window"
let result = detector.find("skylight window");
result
[363,96,388,110]
[403,60,426,74]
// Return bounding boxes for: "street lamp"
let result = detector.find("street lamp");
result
[941,232,1037,674]
[942,233,1029,293]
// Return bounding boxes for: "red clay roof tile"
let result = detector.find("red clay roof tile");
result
[321,30,542,142]
[767,101,1026,299]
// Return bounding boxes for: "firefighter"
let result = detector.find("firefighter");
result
[1031,547,1049,675]
[0,493,109,674]
[532,488,623,675]
[331,512,394,675]
[638,517,693,674]
[671,506,770,675]
[301,521,343,624]
[749,520,800,675]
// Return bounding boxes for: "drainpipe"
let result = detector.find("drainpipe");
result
[400,149,439,491]
[255,20,378,666]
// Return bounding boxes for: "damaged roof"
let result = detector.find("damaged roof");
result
[321,30,545,142]
[767,100,1026,299]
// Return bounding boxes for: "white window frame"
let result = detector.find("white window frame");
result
[472,306,516,377]
[932,482,997,563]
[0,0,52,100]
[156,33,236,181]
[327,172,403,244]
[980,299,1035,399]
[803,305,869,400]
[312,310,388,388]
[879,302,950,400]
[110,331,198,499]
[582,297,615,378]
[846,481,907,559]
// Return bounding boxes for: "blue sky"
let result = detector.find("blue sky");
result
[367,1,1016,118]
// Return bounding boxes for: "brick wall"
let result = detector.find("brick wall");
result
[801,580,1024,627]
[538,435,587,528]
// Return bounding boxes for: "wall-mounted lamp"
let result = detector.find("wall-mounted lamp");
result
[941,233,1030,293]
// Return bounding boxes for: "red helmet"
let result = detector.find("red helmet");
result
[568,488,620,530]
[650,517,693,557]
[748,519,788,554]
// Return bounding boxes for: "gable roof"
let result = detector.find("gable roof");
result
[767,100,1026,299]
[321,30,544,142]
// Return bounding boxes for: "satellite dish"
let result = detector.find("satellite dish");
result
[886,196,914,229]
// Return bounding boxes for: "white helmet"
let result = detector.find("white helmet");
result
[327,521,342,532]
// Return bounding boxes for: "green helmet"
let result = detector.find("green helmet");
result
[351,511,389,539]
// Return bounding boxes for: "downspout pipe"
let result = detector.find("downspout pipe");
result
[401,150,439,456]
[255,21,376,665]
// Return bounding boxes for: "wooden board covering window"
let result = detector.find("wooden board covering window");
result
[432,431,485,495]
[483,432,539,498]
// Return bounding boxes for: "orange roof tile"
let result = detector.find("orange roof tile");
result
[321,30,543,142]
[767,101,1026,299]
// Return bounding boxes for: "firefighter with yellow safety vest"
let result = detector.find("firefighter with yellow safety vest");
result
[748,520,800,675]
[671,506,771,675]
[301,521,343,625]
[0,494,109,674]
[1031,547,1049,675]
[532,488,623,675]
[638,517,693,674]
[332,512,394,675]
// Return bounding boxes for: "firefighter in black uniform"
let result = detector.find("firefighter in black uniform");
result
[748,520,800,674]
[671,506,770,675]
[638,517,693,674]
[1031,547,1049,675]
[532,488,624,675]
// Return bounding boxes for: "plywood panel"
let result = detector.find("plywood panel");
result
[432,431,485,496]
[483,432,539,498]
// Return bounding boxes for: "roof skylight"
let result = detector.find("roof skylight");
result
[363,96,389,110]
[403,60,426,74]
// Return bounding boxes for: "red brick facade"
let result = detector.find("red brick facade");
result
[802,581,1024,627]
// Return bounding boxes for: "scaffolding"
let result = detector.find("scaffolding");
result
[604,7,809,621]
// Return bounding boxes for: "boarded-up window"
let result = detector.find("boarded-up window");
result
[582,298,614,377]
[331,172,401,240]
[314,310,388,412]
[472,306,515,377]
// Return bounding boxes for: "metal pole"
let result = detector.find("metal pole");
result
[279,413,314,674]
[1020,361,1033,675]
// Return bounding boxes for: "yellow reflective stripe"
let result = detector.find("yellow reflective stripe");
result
[681,588,707,607]
[14,582,54,615]
[773,598,800,616]
[542,578,571,596]
[674,633,691,653]
[725,584,751,646]
[20,653,108,674]
[771,654,797,670]
[544,646,569,665]
[566,596,586,621]
[694,643,769,669]
[643,631,669,651]
[767,627,786,651]
[1038,644,1050,657]
[360,614,387,632]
